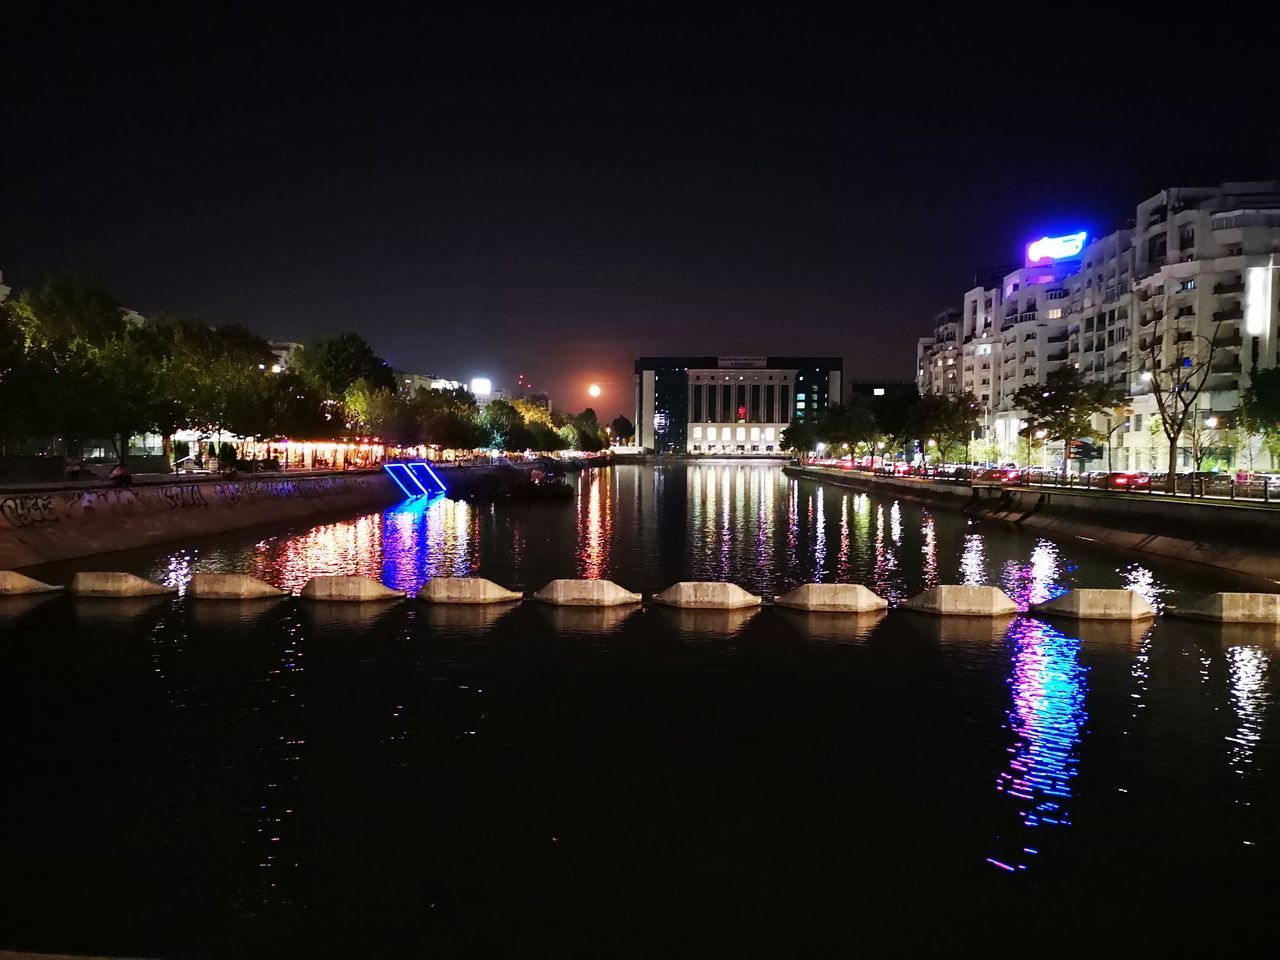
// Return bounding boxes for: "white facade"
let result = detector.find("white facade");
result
[917,181,1280,471]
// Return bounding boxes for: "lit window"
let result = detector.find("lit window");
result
[692,426,702,440]
[873,388,885,396]
[706,427,717,442]
[736,427,746,442]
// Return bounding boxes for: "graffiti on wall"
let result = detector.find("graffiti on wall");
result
[0,473,382,533]
[0,495,58,527]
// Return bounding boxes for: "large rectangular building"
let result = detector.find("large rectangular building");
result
[634,356,843,455]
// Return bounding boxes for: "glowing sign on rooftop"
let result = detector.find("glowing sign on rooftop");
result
[1026,232,1087,265]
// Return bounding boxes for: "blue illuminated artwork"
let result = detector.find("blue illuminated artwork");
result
[384,462,448,498]
[1026,231,1087,265]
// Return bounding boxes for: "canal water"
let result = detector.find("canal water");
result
[1,463,1276,952]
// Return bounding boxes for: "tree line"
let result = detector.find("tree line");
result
[779,387,984,464]
[0,274,633,461]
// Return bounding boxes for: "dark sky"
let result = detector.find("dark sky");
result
[5,9,1280,417]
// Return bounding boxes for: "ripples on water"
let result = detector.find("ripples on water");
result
[2,462,1277,948]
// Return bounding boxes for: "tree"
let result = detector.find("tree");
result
[1097,400,1134,472]
[1138,296,1227,492]
[610,415,634,443]
[13,274,125,347]
[295,332,396,398]
[1012,368,1126,473]
[780,419,816,455]
[1242,366,1280,469]
[816,399,877,456]
[871,387,920,462]
[912,392,980,465]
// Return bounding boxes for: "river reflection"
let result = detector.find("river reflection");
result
[5,463,1280,951]
[134,462,1244,604]
[988,617,1089,873]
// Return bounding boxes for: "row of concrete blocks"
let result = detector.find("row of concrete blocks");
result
[3,570,1278,624]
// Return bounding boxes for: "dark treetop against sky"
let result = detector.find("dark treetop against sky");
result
[5,8,1280,415]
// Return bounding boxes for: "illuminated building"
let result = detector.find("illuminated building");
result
[917,181,1280,470]
[634,356,843,455]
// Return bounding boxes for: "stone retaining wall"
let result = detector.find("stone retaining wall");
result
[785,465,1280,584]
[0,471,400,569]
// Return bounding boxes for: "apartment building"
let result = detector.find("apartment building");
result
[918,181,1280,471]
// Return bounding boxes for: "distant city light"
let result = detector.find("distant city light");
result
[470,377,492,396]
[1026,231,1087,265]
[588,383,602,398]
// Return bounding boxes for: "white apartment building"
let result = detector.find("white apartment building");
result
[918,181,1280,471]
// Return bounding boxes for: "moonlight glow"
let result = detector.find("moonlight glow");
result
[588,383,602,398]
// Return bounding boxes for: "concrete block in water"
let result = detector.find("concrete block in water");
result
[1030,588,1155,621]
[69,572,175,597]
[299,576,405,602]
[418,577,523,604]
[1168,592,1280,624]
[533,579,641,606]
[652,581,762,609]
[775,583,887,613]
[0,570,61,595]
[188,572,287,600]
[901,585,1017,617]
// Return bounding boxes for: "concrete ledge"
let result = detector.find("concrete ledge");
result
[0,570,61,594]
[652,581,762,609]
[69,571,175,597]
[533,579,642,606]
[775,583,887,613]
[188,572,287,600]
[418,576,523,604]
[901,585,1018,617]
[1030,588,1156,621]
[299,576,405,602]
[1167,592,1280,624]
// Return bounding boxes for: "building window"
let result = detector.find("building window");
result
[706,427,717,442]
[873,387,885,396]
[692,426,702,440]
[735,427,746,442]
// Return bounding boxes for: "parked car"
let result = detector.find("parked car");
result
[974,467,1022,486]
[1102,471,1150,490]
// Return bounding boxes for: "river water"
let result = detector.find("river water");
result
[1,463,1276,952]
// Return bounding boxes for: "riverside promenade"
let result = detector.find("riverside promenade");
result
[786,463,1280,584]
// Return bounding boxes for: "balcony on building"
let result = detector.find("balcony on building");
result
[1214,279,1245,295]
[1214,305,1244,322]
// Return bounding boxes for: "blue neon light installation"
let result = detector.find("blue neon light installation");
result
[384,463,424,497]
[407,462,448,494]
[384,462,447,498]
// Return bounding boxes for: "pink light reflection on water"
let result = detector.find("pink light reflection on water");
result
[576,469,613,580]
[999,539,1068,611]
[986,616,1088,873]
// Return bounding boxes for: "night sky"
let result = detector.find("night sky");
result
[5,9,1280,416]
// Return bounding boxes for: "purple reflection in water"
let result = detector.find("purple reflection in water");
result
[986,617,1088,873]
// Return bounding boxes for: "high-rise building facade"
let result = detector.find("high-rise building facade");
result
[634,356,843,455]
[917,181,1280,470]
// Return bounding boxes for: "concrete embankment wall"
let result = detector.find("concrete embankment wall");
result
[0,471,400,569]
[785,466,1280,583]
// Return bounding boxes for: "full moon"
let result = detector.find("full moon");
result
[587,383,602,397]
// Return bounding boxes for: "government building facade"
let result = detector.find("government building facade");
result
[634,356,843,455]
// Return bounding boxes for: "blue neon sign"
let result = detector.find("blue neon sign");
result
[1026,231,1087,265]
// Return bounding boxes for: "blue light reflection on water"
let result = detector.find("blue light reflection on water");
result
[986,616,1089,873]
